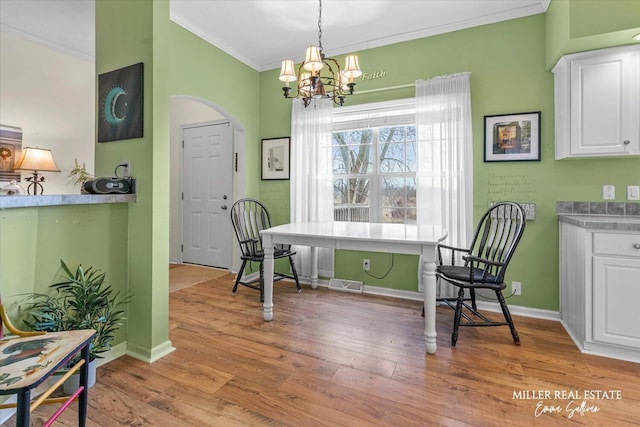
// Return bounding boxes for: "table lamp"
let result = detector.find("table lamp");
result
[14,147,60,195]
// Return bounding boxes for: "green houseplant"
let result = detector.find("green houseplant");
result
[68,158,94,190]
[23,259,130,359]
[22,260,131,391]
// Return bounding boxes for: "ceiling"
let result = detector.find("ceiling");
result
[0,0,550,71]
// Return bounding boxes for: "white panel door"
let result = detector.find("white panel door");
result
[182,122,233,268]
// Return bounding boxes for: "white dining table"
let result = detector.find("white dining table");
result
[260,221,448,354]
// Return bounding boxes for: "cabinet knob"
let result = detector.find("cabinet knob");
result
[623,140,631,145]
[634,243,640,250]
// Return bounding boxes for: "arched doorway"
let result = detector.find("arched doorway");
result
[169,96,246,271]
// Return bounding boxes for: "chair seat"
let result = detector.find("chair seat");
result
[437,265,504,290]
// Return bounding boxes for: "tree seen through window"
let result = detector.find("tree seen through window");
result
[333,125,416,223]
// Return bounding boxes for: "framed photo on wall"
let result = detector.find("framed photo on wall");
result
[261,137,290,180]
[0,125,23,184]
[484,111,541,162]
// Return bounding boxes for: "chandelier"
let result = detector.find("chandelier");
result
[278,0,362,107]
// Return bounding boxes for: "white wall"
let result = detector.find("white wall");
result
[169,97,224,263]
[0,32,94,195]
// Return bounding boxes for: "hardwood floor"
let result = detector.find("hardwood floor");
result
[8,273,640,426]
[168,263,228,292]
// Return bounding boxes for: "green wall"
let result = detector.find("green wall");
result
[546,0,640,68]
[259,5,640,311]
[95,0,165,361]
[94,0,261,360]
[0,204,128,335]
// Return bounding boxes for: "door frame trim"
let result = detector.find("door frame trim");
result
[171,95,247,269]
[180,119,236,267]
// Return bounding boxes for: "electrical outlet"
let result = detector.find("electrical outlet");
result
[363,259,370,271]
[512,281,522,296]
[603,185,615,200]
[627,185,640,201]
[120,160,130,177]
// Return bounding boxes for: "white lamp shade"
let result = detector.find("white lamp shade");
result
[339,71,350,91]
[14,147,60,172]
[343,55,362,79]
[279,60,297,82]
[303,46,324,71]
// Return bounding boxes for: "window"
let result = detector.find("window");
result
[332,99,417,224]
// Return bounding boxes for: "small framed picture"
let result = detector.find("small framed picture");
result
[261,137,290,180]
[484,112,541,162]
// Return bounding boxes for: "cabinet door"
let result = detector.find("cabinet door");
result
[570,50,640,156]
[593,256,640,348]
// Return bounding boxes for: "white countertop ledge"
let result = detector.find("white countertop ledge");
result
[0,194,136,209]
[558,214,640,231]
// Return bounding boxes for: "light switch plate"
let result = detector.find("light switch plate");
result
[628,185,640,201]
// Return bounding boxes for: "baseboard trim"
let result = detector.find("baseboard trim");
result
[362,285,424,302]
[95,341,127,367]
[560,320,640,363]
[475,300,561,321]
[126,339,176,363]
[295,277,561,321]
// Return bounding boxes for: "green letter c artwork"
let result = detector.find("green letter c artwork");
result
[103,86,127,125]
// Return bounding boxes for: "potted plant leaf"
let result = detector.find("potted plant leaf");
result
[68,158,94,192]
[22,259,131,393]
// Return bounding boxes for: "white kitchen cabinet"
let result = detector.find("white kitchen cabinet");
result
[559,216,640,362]
[592,232,640,349]
[553,45,640,159]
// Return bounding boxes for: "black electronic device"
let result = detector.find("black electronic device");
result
[83,177,132,194]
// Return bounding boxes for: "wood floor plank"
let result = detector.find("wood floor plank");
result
[5,271,639,426]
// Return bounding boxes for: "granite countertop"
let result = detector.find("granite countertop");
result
[0,194,136,209]
[558,214,640,232]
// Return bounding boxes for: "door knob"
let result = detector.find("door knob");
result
[221,204,228,210]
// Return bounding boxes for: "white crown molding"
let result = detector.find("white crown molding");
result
[259,2,550,71]
[0,24,94,62]
[169,11,261,72]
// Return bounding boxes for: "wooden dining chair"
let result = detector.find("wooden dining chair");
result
[229,198,301,302]
[435,202,526,347]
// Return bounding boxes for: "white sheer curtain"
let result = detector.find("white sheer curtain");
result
[290,98,335,278]
[416,73,473,298]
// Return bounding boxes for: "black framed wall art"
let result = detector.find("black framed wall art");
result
[484,111,541,162]
[98,63,144,143]
[261,137,290,180]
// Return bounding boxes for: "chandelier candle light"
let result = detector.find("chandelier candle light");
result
[279,0,362,107]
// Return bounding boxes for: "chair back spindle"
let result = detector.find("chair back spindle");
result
[231,199,273,257]
[469,202,525,283]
